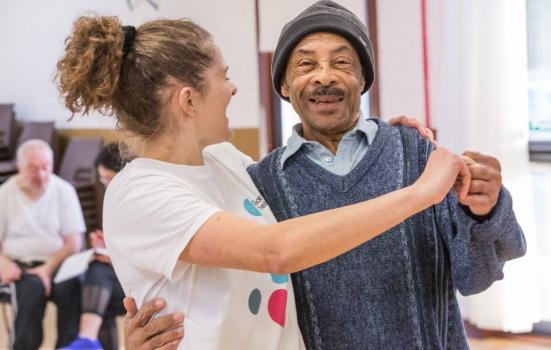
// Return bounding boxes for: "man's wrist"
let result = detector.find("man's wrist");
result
[461,205,496,223]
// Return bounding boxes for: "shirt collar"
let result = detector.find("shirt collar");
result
[280,117,378,169]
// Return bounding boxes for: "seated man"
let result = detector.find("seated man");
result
[66,143,128,350]
[0,139,85,349]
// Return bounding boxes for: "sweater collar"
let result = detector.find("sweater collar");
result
[280,117,379,169]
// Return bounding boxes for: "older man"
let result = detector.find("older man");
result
[0,139,85,349]
[123,1,526,349]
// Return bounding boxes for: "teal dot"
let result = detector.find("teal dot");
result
[271,274,289,284]
[243,199,262,216]
[248,288,261,314]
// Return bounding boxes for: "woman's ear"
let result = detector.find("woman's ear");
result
[176,86,196,116]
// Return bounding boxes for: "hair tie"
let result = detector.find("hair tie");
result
[122,25,136,58]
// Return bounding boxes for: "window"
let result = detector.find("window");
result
[527,0,551,159]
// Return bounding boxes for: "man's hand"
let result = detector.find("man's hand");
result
[388,115,436,144]
[456,151,502,216]
[26,263,52,296]
[0,257,22,284]
[124,297,184,350]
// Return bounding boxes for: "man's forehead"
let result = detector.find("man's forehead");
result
[291,32,357,56]
[25,149,52,163]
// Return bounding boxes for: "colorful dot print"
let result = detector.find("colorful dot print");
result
[243,199,262,216]
[271,274,289,284]
[248,288,261,314]
[268,289,287,327]
[243,197,288,327]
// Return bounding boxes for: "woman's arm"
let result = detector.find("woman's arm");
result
[181,147,470,274]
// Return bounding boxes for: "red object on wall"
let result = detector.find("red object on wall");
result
[421,0,431,129]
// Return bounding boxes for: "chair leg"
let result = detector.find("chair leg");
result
[8,283,16,350]
[0,283,17,350]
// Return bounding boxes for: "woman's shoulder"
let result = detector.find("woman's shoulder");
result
[105,159,192,203]
[204,142,255,167]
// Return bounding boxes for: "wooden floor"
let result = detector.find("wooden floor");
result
[1,304,550,349]
[469,336,551,350]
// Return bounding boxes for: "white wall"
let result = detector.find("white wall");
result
[258,0,366,52]
[376,0,425,122]
[0,0,259,129]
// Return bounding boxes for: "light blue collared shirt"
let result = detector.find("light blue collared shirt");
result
[280,117,379,176]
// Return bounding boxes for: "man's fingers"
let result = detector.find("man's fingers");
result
[155,338,183,350]
[459,193,491,206]
[41,275,51,297]
[126,298,166,332]
[142,312,184,340]
[26,269,50,296]
[461,155,476,167]
[468,163,499,182]
[468,179,490,194]
[463,151,502,171]
[146,325,184,349]
[124,296,139,318]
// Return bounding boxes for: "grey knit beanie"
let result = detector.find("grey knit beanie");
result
[272,0,375,101]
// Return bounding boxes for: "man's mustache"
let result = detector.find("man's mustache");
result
[311,86,345,97]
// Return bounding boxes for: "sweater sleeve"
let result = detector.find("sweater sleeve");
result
[434,182,526,296]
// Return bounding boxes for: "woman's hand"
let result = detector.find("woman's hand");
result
[414,147,471,205]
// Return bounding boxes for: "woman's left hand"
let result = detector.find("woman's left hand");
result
[388,115,436,144]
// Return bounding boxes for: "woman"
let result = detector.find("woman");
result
[56,16,469,350]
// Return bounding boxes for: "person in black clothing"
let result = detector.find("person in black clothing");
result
[65,143,128,350]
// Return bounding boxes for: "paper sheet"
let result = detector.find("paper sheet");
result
[53,249,95,284]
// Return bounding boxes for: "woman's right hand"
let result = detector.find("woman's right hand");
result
[414,147,471,205]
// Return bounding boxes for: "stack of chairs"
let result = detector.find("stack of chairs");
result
[0,117,56,186]
[59,137,103,231]
[0,105,16,185]
[0,105,16,160]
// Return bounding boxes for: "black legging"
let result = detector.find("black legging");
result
[82,260,125,350]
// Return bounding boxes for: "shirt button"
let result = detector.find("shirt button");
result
[324,157,333,163]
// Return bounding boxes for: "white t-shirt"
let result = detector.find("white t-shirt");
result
[104,142,305,350]
[0,174,86,262]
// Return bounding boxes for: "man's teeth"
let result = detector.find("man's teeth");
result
[312,97,343,104]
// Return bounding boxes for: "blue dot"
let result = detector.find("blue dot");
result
[243,199,262,216]
[271,274,289,284]
[248,288,261,314]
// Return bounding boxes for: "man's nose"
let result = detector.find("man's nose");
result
[314,63,337,86]
[38,169,48,180]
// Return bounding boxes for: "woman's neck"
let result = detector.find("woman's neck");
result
[141,131,205,166]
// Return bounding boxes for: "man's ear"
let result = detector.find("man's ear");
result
[361,75,366,91]
[176,86,196,115]
[281,79,290,98]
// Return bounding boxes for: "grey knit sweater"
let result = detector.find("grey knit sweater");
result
[247,120,526,350]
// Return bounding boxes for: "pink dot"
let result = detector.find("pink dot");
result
[268,289,287,327]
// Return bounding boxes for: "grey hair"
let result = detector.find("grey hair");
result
[16,139,54,165]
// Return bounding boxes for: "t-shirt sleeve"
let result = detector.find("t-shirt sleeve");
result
[59,181,87,236]
[105,174,221,282]
[216,142,256,167]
